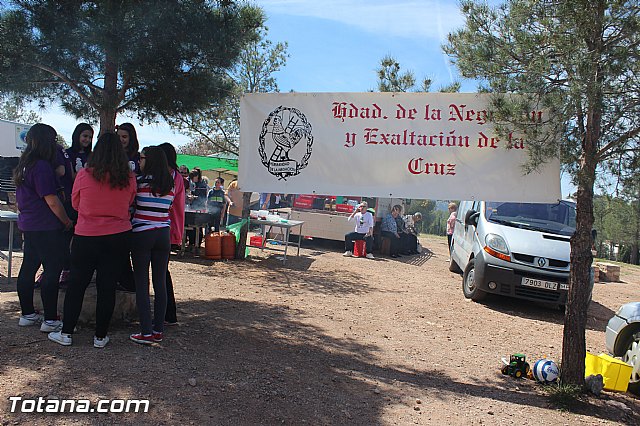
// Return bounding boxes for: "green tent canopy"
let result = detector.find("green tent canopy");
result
[176,154,238,173]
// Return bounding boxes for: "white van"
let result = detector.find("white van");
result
[449,200,581,306]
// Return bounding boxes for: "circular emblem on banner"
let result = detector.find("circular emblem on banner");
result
[258,106,313,180]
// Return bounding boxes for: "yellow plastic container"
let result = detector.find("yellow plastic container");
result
[585,352,632,392]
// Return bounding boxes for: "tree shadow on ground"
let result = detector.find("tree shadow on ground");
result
[173,254,378,297]
[586,301,616,331]
[1,298,637,425]
[0,277,17,293]
[379,248,434,267]
[477,297,611,332]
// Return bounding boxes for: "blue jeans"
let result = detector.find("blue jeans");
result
[131,227,171,334]
[227,214,241,226]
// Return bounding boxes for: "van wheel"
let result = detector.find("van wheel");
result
[462,259,487,301]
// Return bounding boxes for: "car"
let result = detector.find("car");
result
[605,302,640,395]
[449,200,590,306]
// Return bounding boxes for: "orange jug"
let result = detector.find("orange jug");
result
[204,232,222,260]
[221,233,236,260]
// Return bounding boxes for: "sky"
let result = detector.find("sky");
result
[35,0,574,195]
[38,0,472,146]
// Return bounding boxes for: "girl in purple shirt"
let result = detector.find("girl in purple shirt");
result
[66,123,93,176]
[116,122,141,175]
[14,124,73,331]
[114,122,141,292]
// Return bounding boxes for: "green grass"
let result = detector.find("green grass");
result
[543,382,584,410]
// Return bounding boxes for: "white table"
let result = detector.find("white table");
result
[0,211,18,284]
[250,219,304,264]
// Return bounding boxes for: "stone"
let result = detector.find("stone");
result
[585,374,604,396]
[597,262,620,282]
[34,282,138,324]
[188,378,197,387]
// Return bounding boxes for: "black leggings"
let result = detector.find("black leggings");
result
[165,266,177,323]
[17,230,66,320]
[61,231,131,338]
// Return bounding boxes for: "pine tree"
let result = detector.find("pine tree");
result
[0,1,263,134]
[444,0,640,386]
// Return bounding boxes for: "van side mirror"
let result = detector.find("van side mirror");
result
[465,209,479,226]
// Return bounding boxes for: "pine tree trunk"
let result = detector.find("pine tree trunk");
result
[560,0,606,386]
[632,194,640,265]
[234,191,252,259]
[99,52,119,135]
[561,162,596,386]
[99,108,117,136]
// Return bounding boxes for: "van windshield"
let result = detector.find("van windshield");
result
[484,201,576,236]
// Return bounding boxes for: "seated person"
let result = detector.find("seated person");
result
[402,212,422,255]
[381,205,403,258]
[393,204,417,256]
[343,202,374,259]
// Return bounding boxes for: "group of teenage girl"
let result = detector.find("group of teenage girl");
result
[14,121,185,348]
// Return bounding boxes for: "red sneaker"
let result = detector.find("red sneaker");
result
[130,333,155,345]
[152,332,163,342]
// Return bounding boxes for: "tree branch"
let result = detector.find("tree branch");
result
[597,126,640,161]
[171,115,239,156]
[26,62,99,110]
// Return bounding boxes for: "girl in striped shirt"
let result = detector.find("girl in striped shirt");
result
[130,146,175,345]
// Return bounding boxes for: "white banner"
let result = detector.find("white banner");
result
[239,93,561,202]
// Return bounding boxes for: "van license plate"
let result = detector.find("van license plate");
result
[521,277,559,291]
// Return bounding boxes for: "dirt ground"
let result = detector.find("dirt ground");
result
[1,234,639,425]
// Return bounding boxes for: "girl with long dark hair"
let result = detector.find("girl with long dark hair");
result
[129,146,175,344]
[48,133,137,348]
[55,123,93,286]
[14,123,73,331]
[114,122,141,292]
[116,122,141,175]
[158,142,184,325]
[66,123,93,174]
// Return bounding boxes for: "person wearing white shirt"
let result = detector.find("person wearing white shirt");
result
[343,202,375,259]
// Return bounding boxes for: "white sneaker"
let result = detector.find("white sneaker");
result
[343,251,353,257]
[366,253,375,259]
[94,336,109,348]
[40,320,63,332]
[18,313,43,327]
[48,331,72,346]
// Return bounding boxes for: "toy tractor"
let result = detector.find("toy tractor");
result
[501,353,531,379]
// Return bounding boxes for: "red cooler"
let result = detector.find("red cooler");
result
[353,240,367,258]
